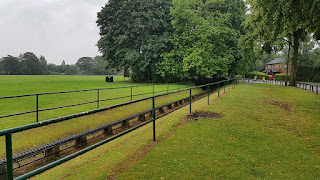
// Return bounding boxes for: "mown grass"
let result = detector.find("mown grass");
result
[118,83,320,179]
[33,85,232,179]
[0,87,202,159]
[0,75,191,129]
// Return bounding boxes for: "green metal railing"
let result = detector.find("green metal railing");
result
[0,78,237,180]
[0,82,192,124]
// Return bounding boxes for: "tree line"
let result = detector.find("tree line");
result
[97,0,320,84]
[0,52,117,75]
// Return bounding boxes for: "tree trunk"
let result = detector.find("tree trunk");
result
[289,30,300,86]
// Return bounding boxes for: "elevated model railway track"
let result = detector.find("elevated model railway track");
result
[0,91,208,178]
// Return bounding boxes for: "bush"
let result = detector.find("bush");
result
[275,74,290,81]
[246,71,269,80]
[296,66,320,82]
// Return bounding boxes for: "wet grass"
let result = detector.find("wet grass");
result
[0,75,191,129]
[33,85,232,179]
[118,83,320,179]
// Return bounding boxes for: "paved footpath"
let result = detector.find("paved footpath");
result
[239,78,319,94]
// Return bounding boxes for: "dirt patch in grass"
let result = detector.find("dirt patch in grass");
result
[187,111,223,120]
[263,99,293,112]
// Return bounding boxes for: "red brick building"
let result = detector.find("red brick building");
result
[262,58,291,75]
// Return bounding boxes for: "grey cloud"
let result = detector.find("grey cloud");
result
[0,0,107,64]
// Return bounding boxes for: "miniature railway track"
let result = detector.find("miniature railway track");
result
[0,91,208,177]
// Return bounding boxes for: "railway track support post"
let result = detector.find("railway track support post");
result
[103,126,114,136]
[44,146,61,163]
[75,136,88,148]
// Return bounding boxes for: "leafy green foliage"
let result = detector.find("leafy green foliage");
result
[247,71,269,80]
[244,0,320,86]
[0,55,21,75]
[274,73,289,81]
[158,0,245,80]
[97,0,173,82]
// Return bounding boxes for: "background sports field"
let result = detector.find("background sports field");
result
[0,75,192,129]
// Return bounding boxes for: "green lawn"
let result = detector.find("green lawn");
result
[34,83,320,179]
[0,75,201,159]
[0,75,191,129]
[119,83,320,179]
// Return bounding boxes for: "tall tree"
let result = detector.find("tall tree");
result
[244,0,320,86]
[158,0,244,80]
[0,55,21,75]
[76,57,95,74]
[97,0,172,82]
[19,52,43,75]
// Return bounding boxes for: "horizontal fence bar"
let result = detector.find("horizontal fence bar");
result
[0,89,183,120]
[0,84,192,120]
[0,78,236,136]
[0,82,193,100]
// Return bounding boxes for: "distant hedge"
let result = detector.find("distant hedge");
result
[246,71,269,80]
[275,74,289,81]
[296,66,320,82]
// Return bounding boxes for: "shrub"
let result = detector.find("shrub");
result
[246,71,269,80]
[275,74,290,81]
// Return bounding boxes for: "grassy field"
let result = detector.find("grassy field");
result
[0,75,201,159]
[0,75,192,129]
[34,83,320,179]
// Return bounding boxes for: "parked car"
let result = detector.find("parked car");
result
[268,75,274,80]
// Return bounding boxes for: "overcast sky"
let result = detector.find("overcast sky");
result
[0,0,107,65]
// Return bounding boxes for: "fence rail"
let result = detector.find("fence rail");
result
[0,83,191,123]
[0,78,237,180]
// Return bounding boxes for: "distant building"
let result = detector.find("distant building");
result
[262,58,290,75]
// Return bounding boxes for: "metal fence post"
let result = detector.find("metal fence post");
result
[6,134,13,180]
[152,97,156,141]
[218,83,220,97]
[36,94,39,122]
[153,84,155,96]
[224,81,226,94]
[130,87,133,101]
[97,89,100,108]
[189,88,192,114]
[207,85,210,105]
